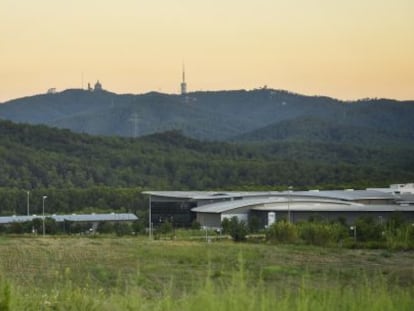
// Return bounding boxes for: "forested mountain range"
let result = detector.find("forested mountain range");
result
[0,119,413,191]
[1,88,413,145]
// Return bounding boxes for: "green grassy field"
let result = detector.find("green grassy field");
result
[0,235,413,310]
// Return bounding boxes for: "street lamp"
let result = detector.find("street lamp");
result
[287,186,293,223]
[42,195,47,237]
[27,191,30,216]
[148,195,152,240]
[350,226,357,242]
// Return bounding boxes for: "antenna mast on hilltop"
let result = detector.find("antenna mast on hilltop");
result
[180,63,187,95]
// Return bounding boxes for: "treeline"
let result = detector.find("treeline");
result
[1,120,413,194]
[0,187,145,216]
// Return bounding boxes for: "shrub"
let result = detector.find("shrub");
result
[114,223,132,236]
[97,222,114,234]
[45,217,58,234]
[355,216,384,242]
[221,218,231,234]
[69,222,85,234]
[384,224,414,250]
[222,217,248,242]
[7,222,24,234]
[32,218,43,234]
[265,221,298,244]
[191,220,201,230]
[248,215,261,233]
[298,222,347,246]
[386,212,406,229]
[158,220,174,235]
[131,220,145,234]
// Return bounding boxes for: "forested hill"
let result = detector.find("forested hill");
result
[233,116,414,146]
[0,120,413,191]
[1,88,413,145]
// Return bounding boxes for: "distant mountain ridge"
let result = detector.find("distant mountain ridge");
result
[1,88,413,145]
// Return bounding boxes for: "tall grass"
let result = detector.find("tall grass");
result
[3,264,413,310]
[0,276,11,311]
[1,237,413,310]
[385,225,414,250]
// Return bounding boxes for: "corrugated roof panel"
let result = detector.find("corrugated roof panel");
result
[0,213,138,224]
[191,198,355,214]
[293,190,395,201]
[143,189,395,201]
[252,204,414,212]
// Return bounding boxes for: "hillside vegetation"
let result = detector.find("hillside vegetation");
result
[1,89,413,144]
[1,119,413,192]
[233,115,414,146]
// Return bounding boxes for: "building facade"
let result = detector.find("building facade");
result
[143,185,414,229]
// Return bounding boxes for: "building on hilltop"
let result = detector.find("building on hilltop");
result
[94,80,102,91]
[87,80,103,92]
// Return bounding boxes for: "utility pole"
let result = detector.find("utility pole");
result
[287,186,293,223]
[27,191,30,216]
[42,195,47,237]
[148,195,152,240]
[129,113,139,137]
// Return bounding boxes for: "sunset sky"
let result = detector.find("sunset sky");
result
[1,0,413,102]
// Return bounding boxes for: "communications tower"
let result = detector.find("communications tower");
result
[180,65,187,95]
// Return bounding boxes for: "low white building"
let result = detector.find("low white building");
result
[144,185,414,229]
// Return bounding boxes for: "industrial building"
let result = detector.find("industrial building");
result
[143,184,414,229]
[0,213,137,227]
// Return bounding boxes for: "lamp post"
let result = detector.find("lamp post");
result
[42,195,47,237]
[204,226,208,243]
[148,195,152,240]
[287,186,293,223]
[27,191,30,216]
[350,226,357,242]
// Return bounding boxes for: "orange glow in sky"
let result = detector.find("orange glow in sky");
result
[1,0,413,102]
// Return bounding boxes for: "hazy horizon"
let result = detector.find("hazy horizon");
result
[1,0,413,102]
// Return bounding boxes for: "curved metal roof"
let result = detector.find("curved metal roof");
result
[191,197,355,214]
[293,190,395,201]
[191,197,414,214]
[143,189,395,202]
[142,191,264,200]
[252,204,414,213]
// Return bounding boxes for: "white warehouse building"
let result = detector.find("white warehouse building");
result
[143,184,414,229]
